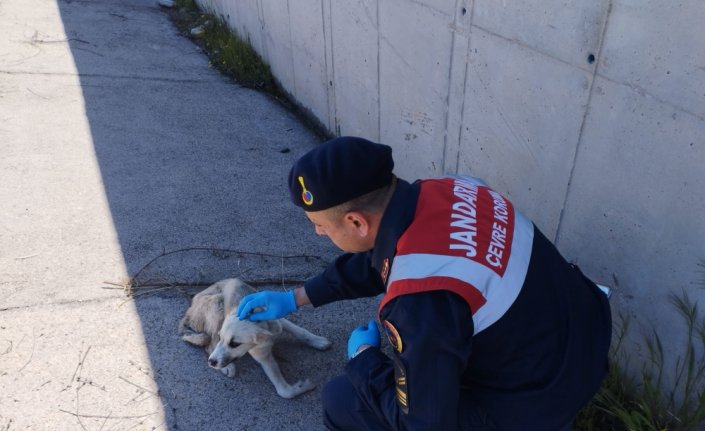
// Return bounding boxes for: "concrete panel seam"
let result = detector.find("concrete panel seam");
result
[256,0,268,60]
[555,0,613,245]
[442,0,459,173]
[321,0,336,133]
[442,0,471,174]
[377,0,382,141]
[454,0,475,174]
[286,0,297,97]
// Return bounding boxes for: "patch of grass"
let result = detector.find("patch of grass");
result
[205,20,275,91]
[168,0,276,92]
[575,291,705,431]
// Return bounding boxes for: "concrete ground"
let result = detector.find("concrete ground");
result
[0,0,379,429]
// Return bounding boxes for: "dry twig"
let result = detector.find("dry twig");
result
[129,246,324,285]
[105,246,326,299]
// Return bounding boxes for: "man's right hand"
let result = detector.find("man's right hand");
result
[237,290,297,321]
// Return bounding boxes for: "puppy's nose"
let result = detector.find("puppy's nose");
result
[208,358,217,367]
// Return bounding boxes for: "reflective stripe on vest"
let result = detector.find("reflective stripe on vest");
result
[378,176,534,335]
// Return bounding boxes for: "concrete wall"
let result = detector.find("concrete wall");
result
[197,0,705,350]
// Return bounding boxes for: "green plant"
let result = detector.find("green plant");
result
[175,0,198,11]
[170,0,276,92]
[201,19,276,91]
[576,291,705,431]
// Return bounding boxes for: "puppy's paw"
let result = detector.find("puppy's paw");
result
[220,363,237,378]
[294,379,316,394]
[181,331,211,347]
[277,379,316,399]
[309,336,332,351]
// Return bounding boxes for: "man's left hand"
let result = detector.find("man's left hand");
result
[347,320,380,359]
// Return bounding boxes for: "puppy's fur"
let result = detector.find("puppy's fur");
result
[179,278,331,399]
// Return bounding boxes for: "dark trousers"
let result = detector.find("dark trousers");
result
[322,375,575,431]
[322,375,498,431]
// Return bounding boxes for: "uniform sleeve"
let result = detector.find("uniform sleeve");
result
[304,251,386,307]
[345,291,474,430]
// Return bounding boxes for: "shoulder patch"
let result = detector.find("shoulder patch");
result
[383,320,403,353]
[380,257,390,284]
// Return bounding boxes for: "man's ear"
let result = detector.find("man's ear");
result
[345,211,370,236]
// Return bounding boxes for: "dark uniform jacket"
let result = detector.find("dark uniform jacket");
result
[304,176,611,431]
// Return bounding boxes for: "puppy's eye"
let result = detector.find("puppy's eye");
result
[228,339,240,348]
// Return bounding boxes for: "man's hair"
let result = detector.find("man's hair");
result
[328,177,396,220]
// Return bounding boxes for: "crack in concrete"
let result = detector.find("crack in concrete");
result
[472,22,705,130]
[471,23,581,72]
[594,73,705,123]
[0,296,123,313]
[0,70,212,85]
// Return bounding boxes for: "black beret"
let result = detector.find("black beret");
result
[288,136,394,211]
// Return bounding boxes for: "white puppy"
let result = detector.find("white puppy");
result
[179,278,332,398]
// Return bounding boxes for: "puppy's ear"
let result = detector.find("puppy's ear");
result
[221,295,234,317]
[252,328,273,344]
[182,331,211,347]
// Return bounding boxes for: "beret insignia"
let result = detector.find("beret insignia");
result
[298,176,314,206]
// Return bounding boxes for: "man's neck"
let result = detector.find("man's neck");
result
[366,177,398,245]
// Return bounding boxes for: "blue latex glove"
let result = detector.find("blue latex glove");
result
[237,290,296,321]
[347,320,380,360]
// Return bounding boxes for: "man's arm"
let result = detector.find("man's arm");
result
[293,286,310,308]
[304,251,385,307]
[238,251,383,321]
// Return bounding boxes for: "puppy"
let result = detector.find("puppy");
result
[179,278,332,398]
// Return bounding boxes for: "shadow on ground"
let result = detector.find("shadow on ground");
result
[56,0,378,429]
